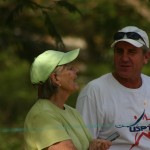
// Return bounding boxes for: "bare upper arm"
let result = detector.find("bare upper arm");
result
[42,139,78,150]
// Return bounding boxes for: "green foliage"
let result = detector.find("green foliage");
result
[0,132,24,149]
[0,50,36,149]
[2,0,81,52]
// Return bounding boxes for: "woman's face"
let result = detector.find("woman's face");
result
[55,63,79,94]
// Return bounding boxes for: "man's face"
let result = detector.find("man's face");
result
[113,41,148,80]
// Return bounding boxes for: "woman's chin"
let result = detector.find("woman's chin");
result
[72,84,79,92]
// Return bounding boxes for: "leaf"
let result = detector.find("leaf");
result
[43,11,65,50]
[56,0,82,15]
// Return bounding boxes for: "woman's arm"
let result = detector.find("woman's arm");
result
[43,138,111,150]
[43,139,77,150]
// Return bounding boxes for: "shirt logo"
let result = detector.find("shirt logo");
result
[115,110,150,149]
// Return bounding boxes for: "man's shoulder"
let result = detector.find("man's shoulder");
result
[80,73,112,94]
[88,73,112,86]
[142,74,150,85]
[142,73,150,79]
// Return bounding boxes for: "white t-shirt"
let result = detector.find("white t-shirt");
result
[76,73,150,150]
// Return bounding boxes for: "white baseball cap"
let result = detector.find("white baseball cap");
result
[30,49,80,84]
[111,26,149,48]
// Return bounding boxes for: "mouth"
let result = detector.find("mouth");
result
[118,64,132,72]
[74,76,80,84]
[121,66,130,68]
[120,63,131,68]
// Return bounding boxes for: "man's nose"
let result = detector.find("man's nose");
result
[121,52,129,61]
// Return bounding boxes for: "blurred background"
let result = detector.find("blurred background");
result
[1,0,150,149]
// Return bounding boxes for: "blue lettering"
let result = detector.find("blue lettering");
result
[141,126,147,131]
[129,126,150,132]
[130,126,140,132]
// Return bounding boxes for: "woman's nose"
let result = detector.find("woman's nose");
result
[74,66,80,74]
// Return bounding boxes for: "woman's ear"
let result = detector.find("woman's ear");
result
[50,73,61,87]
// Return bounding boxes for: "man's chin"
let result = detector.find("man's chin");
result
[118,73,132,79]
[114,72,131,80]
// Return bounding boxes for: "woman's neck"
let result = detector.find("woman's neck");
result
[50,91,69,109]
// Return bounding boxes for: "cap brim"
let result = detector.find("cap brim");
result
[111,39,143,48]
[58,48,80,65]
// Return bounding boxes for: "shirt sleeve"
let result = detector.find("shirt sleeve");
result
[76,83,104,139]
[28,111,70,149]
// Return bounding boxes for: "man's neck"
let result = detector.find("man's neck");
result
[112,72,142,89]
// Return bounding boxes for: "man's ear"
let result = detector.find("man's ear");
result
[144,51,150,64]
[147,51,150,59]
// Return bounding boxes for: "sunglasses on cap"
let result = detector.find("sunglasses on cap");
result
[113,32,146,45]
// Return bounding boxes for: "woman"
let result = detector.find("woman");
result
[24,49,111,150]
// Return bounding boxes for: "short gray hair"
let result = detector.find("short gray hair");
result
[37,66,64,99]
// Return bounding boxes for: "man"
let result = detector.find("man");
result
[76,26,150,149]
